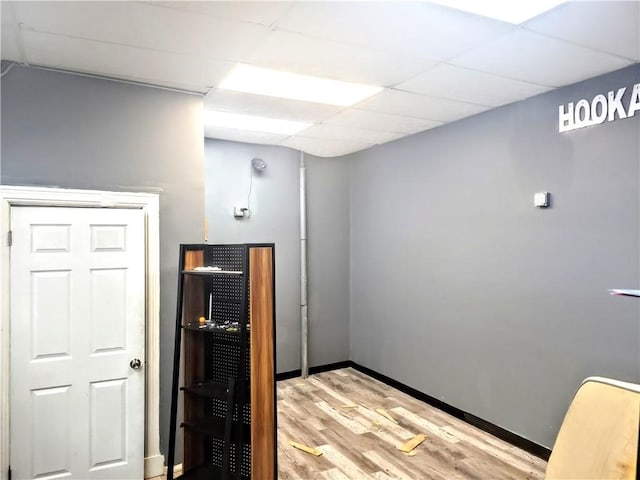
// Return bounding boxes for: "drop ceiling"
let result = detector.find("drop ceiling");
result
[1,1,639,157]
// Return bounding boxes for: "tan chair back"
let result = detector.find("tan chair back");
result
[546,376,640,479]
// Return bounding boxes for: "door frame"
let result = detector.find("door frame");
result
[0,186,164,480]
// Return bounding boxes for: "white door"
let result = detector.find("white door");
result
[9,206,145,480]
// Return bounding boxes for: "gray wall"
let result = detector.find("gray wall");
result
[204,140,350,372]
[0,65,205,456]
[305,155,350,366]
[348,64,640,448]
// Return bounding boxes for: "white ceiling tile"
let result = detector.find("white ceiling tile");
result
[397,64,552,107]
[299,123,404,145]
[13,2,269,62]
[323,109,441,134]
[243,29,437,86]
[524,1,640,61]
[204,127,288,146]
[147,1,294,27]
[357,89,490,122]
[277,2,514,60]
[204,89,341,123]
[450,29,633,87]
[281,135,374,158]
[21,30,233,92]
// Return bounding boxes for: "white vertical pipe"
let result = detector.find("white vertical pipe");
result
[299,151,309,378]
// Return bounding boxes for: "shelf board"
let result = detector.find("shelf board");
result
[177,464,250,480]
[182,381,249,399]
[182,269,243,276]
[182,416,250,440]
[182,381,230,400]
[182,323,250,338]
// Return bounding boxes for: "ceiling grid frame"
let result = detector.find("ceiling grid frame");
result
[1,0,638,157]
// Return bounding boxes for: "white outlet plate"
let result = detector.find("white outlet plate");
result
[534,192,549,207]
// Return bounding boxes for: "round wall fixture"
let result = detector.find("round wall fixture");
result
[251,157,267,171]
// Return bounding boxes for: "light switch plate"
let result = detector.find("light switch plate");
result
[233,206,246,218]
[534,192,549,207]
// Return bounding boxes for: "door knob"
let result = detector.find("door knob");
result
[130,358,142,370]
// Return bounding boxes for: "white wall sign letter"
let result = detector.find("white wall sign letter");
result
[559,83,638,133]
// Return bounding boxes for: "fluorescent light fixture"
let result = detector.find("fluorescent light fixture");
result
[428,0,567,24]
[203,110,311,135]
[219,63,383,107]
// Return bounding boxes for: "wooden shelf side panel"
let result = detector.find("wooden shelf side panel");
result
[249,246,276,480]
[183,249,206,470]
[183,249,205,326]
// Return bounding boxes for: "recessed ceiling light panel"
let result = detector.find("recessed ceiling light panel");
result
[203,110,312,135]
[218,63,383,107]
[428,0,567,24]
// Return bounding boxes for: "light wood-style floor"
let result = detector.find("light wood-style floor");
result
[276,368,547,479]
[158,368,547,479]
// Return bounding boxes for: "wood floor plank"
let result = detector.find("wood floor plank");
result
[391,406,461,444]
[307,376,356,406]
[278,428,334,479]
[277,368,547,479]
[318,444,374,479]
[320,467,352,480]
[365,450,455,480]
[279,398,328,432]
[442,426,544,475]
[363,449,446,480]
[314,400,371,435]
[370,471,395,480]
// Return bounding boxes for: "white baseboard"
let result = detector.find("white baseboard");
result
[144,454,166,478]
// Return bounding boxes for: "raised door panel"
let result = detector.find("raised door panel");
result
[31,224,71,253]
[31,386,72,480]
[31,270,72,361]
[90,268,127,354]
[90,224,127,252]
[89,379,127,471]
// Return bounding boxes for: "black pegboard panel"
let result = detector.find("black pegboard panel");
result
[207,340,250,384]
[211,276,243,303]
[210,397,251,425]
[211,301,240,323]
[211,439,251,478]
[204,244,244,271]
[210,342,239,382]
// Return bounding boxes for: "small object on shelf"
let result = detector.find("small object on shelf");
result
[198,316,206,325]
[193,266,222,271]
[185,265,243,275]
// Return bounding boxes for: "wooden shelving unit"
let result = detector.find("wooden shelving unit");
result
[167,244,276,480]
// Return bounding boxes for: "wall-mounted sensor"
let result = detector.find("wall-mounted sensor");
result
[534,192,550,208]
[233,206,250,218]
[251,157,267,171]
